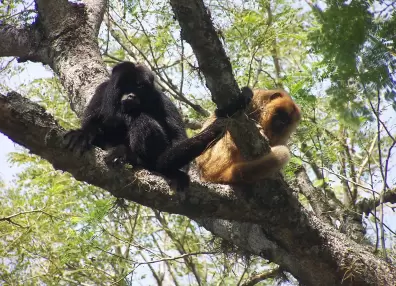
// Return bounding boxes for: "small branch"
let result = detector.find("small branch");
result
[295,166,334,224]
[241,267,280,286]
[266,4,282,88]
[169,0,241,109]
[369,211,396,236]
[140,253,165,286]
[358,188,396,215]
[138,251,217,266]
[369,93,387,260]
[154,211,203,285]
[343,134,358,204]
[95,244,216,265]
[151,234,182,286]
[0,218,27,228]
[319,164,376,193]
[111,251,216,286]
[299,142,344,208]
[356,132,379,183]
[0,208,56,228]
[251,58,263,88]
[0,209,47,221]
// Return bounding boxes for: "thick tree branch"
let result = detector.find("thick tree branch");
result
[16,0,108,116]
[0,91,293,225]
[0,24,49,63]
[170,0,268,160]
[358,188,396,215]
[169,0,241,109]
[34,0,84,44]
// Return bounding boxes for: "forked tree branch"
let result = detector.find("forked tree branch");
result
[358,188,396,215]
[0,92,289,224]
[0,24,49,63]
[0,91,395,286]
[0,0,108,116]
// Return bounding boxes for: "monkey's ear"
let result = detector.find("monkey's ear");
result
[270,92,283,101]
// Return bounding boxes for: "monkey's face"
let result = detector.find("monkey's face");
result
[252,90,301,146]
[113,62,156,102]
[121,93,140,113]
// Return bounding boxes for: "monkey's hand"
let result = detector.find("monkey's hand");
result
[170,170,190,192]
[104,145,129,167]
[215,86,253,117]
[63,129,95,156]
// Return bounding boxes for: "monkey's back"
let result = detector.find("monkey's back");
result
[195,116,243,183]
[196,89,300,183]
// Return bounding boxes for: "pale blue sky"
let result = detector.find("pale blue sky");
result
[0,62,52,183]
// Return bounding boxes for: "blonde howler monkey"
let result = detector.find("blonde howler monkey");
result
[196,89,301,184]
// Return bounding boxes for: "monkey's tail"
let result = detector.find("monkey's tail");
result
[220,145,290,183]
[156,120,226,172]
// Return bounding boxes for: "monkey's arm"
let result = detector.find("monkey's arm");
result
[63,83,107,154]
[156,119,225,172]
[160,95,189,145]
[215,86,253,117]
[154,124,223,192]
[63,114,104,155]
[216,146,290,183]
[157,86,253,171]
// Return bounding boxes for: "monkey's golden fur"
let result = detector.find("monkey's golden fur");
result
[196,89,301,183]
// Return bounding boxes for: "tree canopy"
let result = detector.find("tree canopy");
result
[0,0,395,285]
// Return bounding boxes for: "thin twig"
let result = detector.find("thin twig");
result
[299,158,378,194]
[369,92,387,260]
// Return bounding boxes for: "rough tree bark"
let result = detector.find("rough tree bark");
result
[0,0,395,285]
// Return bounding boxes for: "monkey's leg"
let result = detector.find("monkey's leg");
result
[126,114,168,170]
[124,113,189,191]
[63,127,100,155]
[220,146,291,183]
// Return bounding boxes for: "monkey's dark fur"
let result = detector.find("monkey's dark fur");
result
[64,61,243,190]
